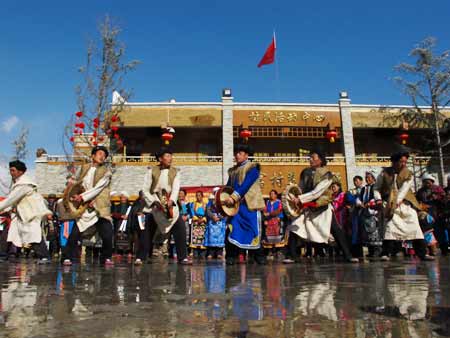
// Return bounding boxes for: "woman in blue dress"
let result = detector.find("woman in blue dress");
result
[204,189,227,259]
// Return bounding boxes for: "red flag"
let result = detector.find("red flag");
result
[257,34,276,68]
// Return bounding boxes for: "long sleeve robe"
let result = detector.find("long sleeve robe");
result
[0,174,50,246]
[76,167,111,232]
[288,178,333,243]
[374,173,423,240]
[226,163,262,249]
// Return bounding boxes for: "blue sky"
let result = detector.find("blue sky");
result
[1,0,450,166]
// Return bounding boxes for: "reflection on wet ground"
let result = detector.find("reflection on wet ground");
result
[0,257,449,338]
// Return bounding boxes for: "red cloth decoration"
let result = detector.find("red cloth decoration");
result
[302,202,317,209]
[257,35,276,68]
[75,111,83,118]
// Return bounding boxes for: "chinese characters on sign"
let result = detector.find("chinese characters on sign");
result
[261,171,298,189]
[248,111,326,124]
[260,170,341,192]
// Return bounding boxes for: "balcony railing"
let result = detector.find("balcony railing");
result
[111,155,223,164]
[37,154,440,167]
[249,156,346,164]
[355,155,432,165]
[36,154,223,164]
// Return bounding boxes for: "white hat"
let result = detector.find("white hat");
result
[422,173,435,182]
[120,191,130,198]
[365,170,377,178]
[110,191,119,197]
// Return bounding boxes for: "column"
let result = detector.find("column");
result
[338,91,357,188]
[222,89,234,184]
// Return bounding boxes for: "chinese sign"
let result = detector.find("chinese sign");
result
[248,111,326,124]
[233,110,340,127]
[258,164,347,195]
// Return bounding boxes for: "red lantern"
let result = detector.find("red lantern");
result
[326,130,337,143]
[400,132,409,145]
[239,128,252,141]
[75,111,83,118]
[161,132,174,145]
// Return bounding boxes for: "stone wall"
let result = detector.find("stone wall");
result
[35,161,223,196]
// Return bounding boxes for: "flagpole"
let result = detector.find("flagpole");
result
[273,30,281,101]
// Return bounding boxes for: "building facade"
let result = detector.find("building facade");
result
[35,90,450,197]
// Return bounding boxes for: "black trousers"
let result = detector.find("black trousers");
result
[434,220,449,255]
[136,214,187,261]
[63,218,113,262]
[31,238,50,259]
[286,213,353,260]
[382,239,427,259]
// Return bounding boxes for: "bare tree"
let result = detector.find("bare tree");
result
[63,15,139,168]
[392,37,450,184]
[11,126,29,161]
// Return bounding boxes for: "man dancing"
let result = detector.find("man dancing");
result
[62,146,114,266]
[284,150,358,263]
[224,144,266,265]
[374,151,433,261]
[137,146,190,265]
[0,160,52,263]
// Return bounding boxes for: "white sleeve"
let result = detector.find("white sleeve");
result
[169,171,181,203]
[0,185,33,212]
[80,172,111,202]
[299,179,333,204]
[143,169,159,207]
[397,176,413,204]
[356,197,363,207]
[373,173,383,201]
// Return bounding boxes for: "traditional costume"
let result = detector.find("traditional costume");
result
[262,197,286,249]
[62,146,114,265]
[111,191,132,254]
[225,144,266,265]
[416,174,445,255]
[356,171,383,257]
[189,197,207,255]
[345,180,364,258]
[204,191,227,258]
[139,146,189,264]
[286,151,356,262]
[373,152,430,260]
[0,161,51,261]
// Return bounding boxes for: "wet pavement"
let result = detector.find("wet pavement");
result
[0,257,449,338]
